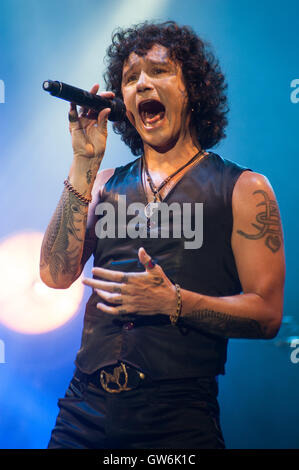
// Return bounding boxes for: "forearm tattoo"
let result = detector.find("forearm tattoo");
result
[86,170,92,184]
[183,309,266,339]
[237,190,282,253]
[40,188,88,284]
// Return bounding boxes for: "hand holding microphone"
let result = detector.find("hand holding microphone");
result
[72,83,116,162]
[42,80,126,121]
[43,81,125,161]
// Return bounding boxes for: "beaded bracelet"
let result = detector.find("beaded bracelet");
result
[170,283,182,326]
[64,179,92,205]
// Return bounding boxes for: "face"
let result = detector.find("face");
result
[121,44,191,153]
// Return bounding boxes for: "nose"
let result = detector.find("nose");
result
[136,71,153,93]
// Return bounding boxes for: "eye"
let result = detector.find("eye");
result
[153,67,166,75]
[126,73,138,83]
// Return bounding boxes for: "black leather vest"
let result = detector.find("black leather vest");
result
[75,152,250,379]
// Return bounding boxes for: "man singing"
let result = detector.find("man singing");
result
[41,21,285,449]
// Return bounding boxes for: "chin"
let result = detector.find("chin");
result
[141,131,178,153]
[145,140,178,153]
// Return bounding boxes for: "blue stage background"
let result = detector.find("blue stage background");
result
[0,0,298,449]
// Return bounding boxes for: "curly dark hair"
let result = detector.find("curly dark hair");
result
[104,20,228,155]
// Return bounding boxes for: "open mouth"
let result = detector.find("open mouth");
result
[138,99,166,127]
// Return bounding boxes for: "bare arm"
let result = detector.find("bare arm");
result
[40,84,115,289]
[40,168,114,288]
[179,171,286,339]
[39,184,89,289]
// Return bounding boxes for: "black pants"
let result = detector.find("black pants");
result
[47,371,225,449]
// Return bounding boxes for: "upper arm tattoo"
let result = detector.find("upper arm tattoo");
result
[237,190,282,253]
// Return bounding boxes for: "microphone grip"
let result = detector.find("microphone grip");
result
[42,80,126,121]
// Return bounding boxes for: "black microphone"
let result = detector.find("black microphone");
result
[42,80,126,122]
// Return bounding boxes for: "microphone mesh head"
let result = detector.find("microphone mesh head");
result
[43,81,51,90]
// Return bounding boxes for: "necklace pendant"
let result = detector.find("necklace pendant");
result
[144,201,159,218]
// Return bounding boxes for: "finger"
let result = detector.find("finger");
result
[68,102,79,123]
[96,302,132,316]
[99,91,115,99]
[82,277,127,294]
[82,277,101,289]
[87,86,114,115]
[97,107,111,133]
[138,247,157,271]
[86,90,115,118]
[89,83,99,94]
[95,289,123,305]
[69,84,98,119]
[69,85,113,122]
[68,102,85,136]
[97,302,119,315]
[91,279,127,294]
[82,108,111,133]
[91,267,131,283]
[85,86,115,121]
[89,85,115,98]
[86,95,114,120]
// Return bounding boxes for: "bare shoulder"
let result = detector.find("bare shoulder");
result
[233,170,275,200]
[232,170,280,220]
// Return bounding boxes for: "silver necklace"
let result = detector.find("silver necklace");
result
[142,149,207,218]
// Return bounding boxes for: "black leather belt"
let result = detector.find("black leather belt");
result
[74,362,147,393]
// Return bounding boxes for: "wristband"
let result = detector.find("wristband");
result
[170,283,182,326]
[64,178,92,205]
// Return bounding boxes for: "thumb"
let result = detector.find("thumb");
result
[138,247,157,272]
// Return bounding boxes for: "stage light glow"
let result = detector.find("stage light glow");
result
[0,231,84,334]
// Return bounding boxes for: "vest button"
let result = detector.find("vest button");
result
[123,321,134,330]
